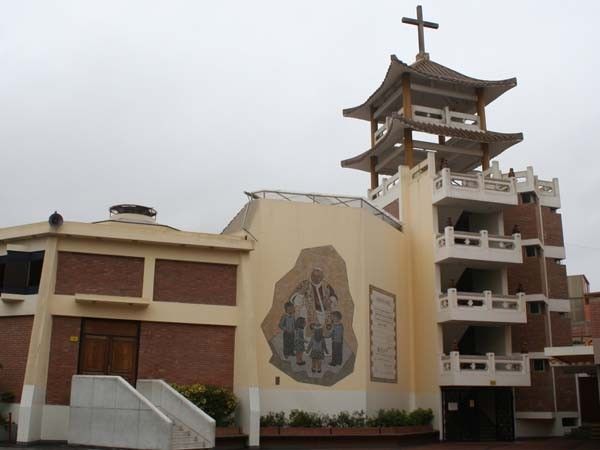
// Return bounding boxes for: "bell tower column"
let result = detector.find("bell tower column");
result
[402,73,415,168]
[476,88,490,170]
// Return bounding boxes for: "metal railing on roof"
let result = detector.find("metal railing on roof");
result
[247,190,403,231]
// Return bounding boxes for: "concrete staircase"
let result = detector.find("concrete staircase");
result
[170,417,206,450]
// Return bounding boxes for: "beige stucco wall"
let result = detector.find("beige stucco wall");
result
[236,199,413,415]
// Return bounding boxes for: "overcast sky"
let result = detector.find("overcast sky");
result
[1,1,599,288]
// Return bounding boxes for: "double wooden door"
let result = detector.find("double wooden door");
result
[78,319,140,384]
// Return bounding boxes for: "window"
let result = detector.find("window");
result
[532,359,546,372]
[562,417,577,427]
[525,246,538,257]
[529,302,543,315]
[0,251,45,295]
[521,193,535,204]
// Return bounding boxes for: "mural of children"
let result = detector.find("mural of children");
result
[306,325,328,373]
[278,301,295,358]
[294,317,307,365]
[330,311,344,366]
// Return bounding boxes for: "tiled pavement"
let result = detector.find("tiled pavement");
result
[1,438,599,450]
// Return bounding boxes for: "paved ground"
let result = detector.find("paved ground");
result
[1,438,599,449]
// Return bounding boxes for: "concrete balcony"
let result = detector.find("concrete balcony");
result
[504,167,561,208]
[435,227,522,266]
[438,289,526,324]
[440,352,531,387]
[433,168,518,211]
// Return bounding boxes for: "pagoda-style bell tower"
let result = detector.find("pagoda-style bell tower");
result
[342,5,523,190]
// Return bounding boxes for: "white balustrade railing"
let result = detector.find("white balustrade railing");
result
[437,227,520,251]
[369,171,401,201]
[441,352,530,380]
[439,289,525,313]
[400,105,480,130]
[502,167,561,207]
[434,169,517,198]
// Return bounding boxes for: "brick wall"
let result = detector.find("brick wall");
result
[515,363,554,412]
[46,316,81,405]
[383,200,399,220]
[512,310,548,353]
[55,252,144,297]
[137,322,235,387]
[507,252,543,295]
[554,367,578,412]
[153,260,237,305]
[541,207,564,247]
[0,316,34,402]
[503,202,540,239]
[590,298,600,338]
[546,260,568,299]
[550,311,572,347]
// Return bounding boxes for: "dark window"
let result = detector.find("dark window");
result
[529,302,543,315]
[532,359,546,372]
[0,251,45,295]
[525,246,538,257]
[521,193,535,204]
[562,417,577,427]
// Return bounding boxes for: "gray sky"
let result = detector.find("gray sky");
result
[2,1,599,288]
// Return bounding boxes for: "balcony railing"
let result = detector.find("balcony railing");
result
[435,227,522,264]
[438,289,526,323]
[433,168,518,207]
[504,167,561,208]
[374,105,481,144]
[440,352,531,387]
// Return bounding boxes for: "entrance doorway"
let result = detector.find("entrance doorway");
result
[579,376,600,423]
[442,387,514,441]
[78,318,140,384]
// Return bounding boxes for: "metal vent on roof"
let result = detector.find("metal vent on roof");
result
[109,204,157,224]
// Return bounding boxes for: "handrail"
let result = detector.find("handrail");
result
[137,379,215,449]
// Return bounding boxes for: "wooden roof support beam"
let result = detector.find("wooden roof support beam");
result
[402,73,415,168]
[476,88,490,170]
[412,83,477,101]
[373,85,404,120]
[369,108,379,188]
[413,140,483,157]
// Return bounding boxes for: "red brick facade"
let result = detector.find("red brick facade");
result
[546,260,568,299]
[549,311,572,347]
[137,322,235,388]
[383,200,399,220]
[554,367,578,412]
[0,316,34,402]
[515,364,554,412]
[46,316,81,405]
[153,259,237,306]
[541,207,564,247]
[55,252,144,297]
[590,298,600,338]
[503,202,540,240]
[507,252,543,295]
[512,310,548,353]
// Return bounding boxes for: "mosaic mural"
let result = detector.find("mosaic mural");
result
[262,245,357,386]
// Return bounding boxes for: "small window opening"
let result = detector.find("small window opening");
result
[525,246,538,257]
[532,359,546,372]
[529,302,543,315]
[521,193,535,204]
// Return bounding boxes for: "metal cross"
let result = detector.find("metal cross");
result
[402,5,439,56]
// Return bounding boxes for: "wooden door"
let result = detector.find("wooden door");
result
[579,376,600,423]
[78,319,139,384]
[79,335,109,375]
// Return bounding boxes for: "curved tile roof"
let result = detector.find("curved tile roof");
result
[343,55,517,121]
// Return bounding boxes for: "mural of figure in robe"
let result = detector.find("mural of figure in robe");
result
[262,245,357,386]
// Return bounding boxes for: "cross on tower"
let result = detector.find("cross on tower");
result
[402,5,439,58]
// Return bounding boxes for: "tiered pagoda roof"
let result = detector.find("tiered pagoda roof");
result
[343,56,517,121]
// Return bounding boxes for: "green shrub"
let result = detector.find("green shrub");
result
[0,392,15,403]
[172,384,237,427]
[288,409,324,428]
[260,411,286,427]
[407,408,434,426]
[330,410,367,428]
[366,408,409,427]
